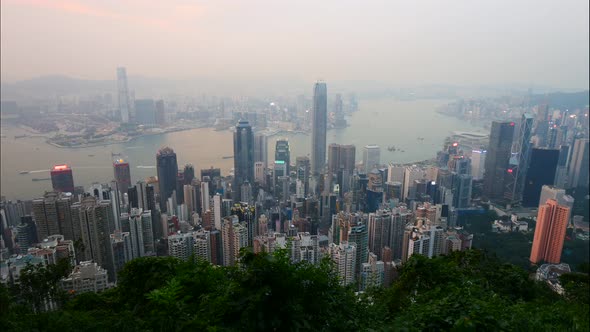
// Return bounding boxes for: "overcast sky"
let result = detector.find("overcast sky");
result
[1,0,588,89]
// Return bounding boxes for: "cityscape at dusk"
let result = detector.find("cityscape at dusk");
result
[1,1,589,331]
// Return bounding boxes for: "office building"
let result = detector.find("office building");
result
[32,191,74,241]
[16,216,37,253]
[568,138,589,189]
[155,99,166,126]
[113,159,131,195]
[296,156,311,197]
[363,145,381,173]
[483,121,515,200]
[311,82,327,176]
[233,120,255,202]
[530,199,571,264]
[50,164,75,194]
[156,147,178,213]
[522,148,559,207]
[117,67,130,123]
[273,139,290,199]
[110,231,132,275]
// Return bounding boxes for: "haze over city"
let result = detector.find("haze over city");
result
[1,0,589,90]
[1,1,589,331]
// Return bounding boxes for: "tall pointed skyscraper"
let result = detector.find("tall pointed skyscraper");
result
[311,82,327,176]
[117,67,130,123]
[234,120,254,202]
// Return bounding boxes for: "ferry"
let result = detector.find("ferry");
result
[32,178,51,182]
[222,156,233,159]
[19,171,30,174]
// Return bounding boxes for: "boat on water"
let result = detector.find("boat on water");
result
[88,154,95,157]
[32,178,50,182]
[19,171,30,174]
[387,146,396,152]
[222,156,233,159]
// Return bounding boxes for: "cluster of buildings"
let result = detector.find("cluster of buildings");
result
[1,81,588,298]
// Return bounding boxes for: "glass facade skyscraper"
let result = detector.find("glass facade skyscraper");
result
[233,120,254,202]
[156,147,178,213]
[311,82,327,176]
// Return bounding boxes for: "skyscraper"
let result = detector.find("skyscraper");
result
[134,99,156,126]
[273,139,290,199]
[568,138,589,189]
[329,242,356,286]
[483,121,515,201]
[530,199,571,264]
[117,67,130,123]
[328,144,356,174]
[296,156,311,197]
[522,148,560,207]
[50,164,75,193]
[311,82,327,176]
[504,113,534,205]
[113,159,131,196]
[156,147,178,213]
[363,145,381,173]
[233,120,254,202]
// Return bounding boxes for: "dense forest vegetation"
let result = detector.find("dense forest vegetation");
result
[1,249,588,331]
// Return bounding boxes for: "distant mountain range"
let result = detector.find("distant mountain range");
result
[1,75,588,104]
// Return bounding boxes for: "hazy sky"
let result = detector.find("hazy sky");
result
[1,0,588,88]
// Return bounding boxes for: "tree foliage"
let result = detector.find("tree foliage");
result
[2,250,588,331]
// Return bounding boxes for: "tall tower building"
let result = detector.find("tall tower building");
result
[504,113,534,205]
[113,159,131,196]
[32,191,74,241]
[363,145,381,173]
[311,82,327,176]
[483,121,515,201]
[522,148,560,207]
[273,139,290,199]
[568,138,589,189]
[117,67,131,123]
[156,147,178,212]
[50,164,75,193]
[120,207,154,257]
[530,199,571,264]
[233,120,255,202]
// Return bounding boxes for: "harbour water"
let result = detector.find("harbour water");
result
[0,98,483,200]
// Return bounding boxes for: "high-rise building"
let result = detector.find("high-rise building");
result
[504,113,534,205]
[348,222,368,276]
[530,199,571,264]
[296,156,311,197]
[483,121,515,201]
[273,139,290,199]
[522,148,560,207]
[156,147,178,212]
[72,195,115,280]
[538,186,574,209]
[113,159,131,195]
[155,100,166,126]
[32,191,74,241]
[110,231,132,276]
[253,133,268,170]
[134,99,156,126]
[360,252,384,291]
[117,67,131,123]
[363,145,381,173]
[233,120,255,202]
[568,138,589,189]
[470,149,487,180]
[183,164,195,185]
[16,216,37,253]
[120,208,154,258]
[311,82,327,176]
[50,164,75,194]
